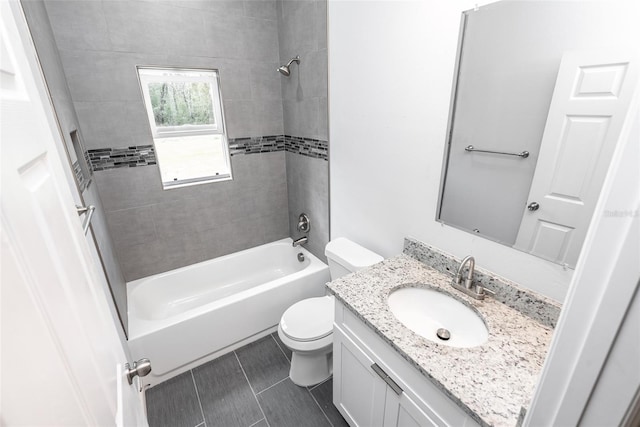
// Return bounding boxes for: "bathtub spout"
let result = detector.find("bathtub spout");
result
[292,236,308,247]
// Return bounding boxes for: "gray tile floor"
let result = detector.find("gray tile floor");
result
[146,333,349,427]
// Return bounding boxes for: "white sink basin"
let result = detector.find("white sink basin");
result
[388,287,488,348]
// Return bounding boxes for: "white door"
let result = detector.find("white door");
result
[514,50,639,268]
[0,1,146,425]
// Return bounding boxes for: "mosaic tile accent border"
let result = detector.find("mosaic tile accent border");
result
[228,135,285,156]
[403,237,562,328]
[84,150,91,171]
[72,160,88,191]
[87,135,328,172]
[284,135,328,160]
[87,145,157,171]
[229,135,328,160]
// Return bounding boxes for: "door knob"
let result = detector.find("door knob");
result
[527,202,540,211]
[125,358,152,385]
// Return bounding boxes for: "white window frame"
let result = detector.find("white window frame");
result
[136,66,232,188]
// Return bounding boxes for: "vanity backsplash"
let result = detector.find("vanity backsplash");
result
[403,237,561,328]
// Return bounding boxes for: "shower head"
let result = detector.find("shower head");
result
[277,55,300,76]
[277,65,291,77]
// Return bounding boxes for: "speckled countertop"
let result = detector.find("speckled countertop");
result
[327,254,555,427]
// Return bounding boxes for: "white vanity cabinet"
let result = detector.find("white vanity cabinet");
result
[333,300,480,427]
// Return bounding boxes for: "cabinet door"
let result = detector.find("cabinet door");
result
[334,326,387,427]
[383,391,439,427]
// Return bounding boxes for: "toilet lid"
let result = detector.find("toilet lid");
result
[280,296,334,342]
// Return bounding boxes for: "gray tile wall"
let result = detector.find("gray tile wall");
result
[21,0,129,335]
[42,0,328,280]
[95,152,289,280]
[277,0,328,141]
[278,0,330,261]
[45,0,291,280]
[45,0,285,148]
[286,153,329,262]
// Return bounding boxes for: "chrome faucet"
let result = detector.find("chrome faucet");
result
[455,255,475,289]
[292,236,308,247]
[450,255,493,300]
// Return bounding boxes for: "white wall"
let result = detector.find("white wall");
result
[328,0,576,301]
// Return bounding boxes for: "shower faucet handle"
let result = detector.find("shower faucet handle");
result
[297,213,311,233]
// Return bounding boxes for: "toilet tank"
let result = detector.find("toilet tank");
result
[325,237,384,279]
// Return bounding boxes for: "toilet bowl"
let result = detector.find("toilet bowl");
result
[278,238,383,386]
[278,295,335,387]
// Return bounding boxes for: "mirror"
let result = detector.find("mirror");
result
[438,1,638,268]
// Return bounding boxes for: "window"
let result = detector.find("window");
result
[137,67,231,188]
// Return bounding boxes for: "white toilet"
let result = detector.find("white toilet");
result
[278,237,383,386]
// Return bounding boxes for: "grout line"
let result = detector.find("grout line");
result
[234,351,271,427]
[308,387,335,427]
[255,376,289,396]
[270,333,291,362]
[247,418,266,427]
[308,375,332,392]
[190,370,207,427]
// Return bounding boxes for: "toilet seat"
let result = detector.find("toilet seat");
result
[280,296,334,342]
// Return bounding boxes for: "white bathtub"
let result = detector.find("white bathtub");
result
[127,238,330,387]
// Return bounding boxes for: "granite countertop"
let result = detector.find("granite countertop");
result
[327,254,555,427]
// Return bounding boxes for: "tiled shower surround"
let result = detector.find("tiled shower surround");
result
[87,135,327,171]
[94,152,288,280]
[86,132,329,281]
[41,0,330,283]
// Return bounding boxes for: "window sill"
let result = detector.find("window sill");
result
[162,174,232,190]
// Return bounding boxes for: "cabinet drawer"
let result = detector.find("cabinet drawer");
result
[334,300,479,427]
